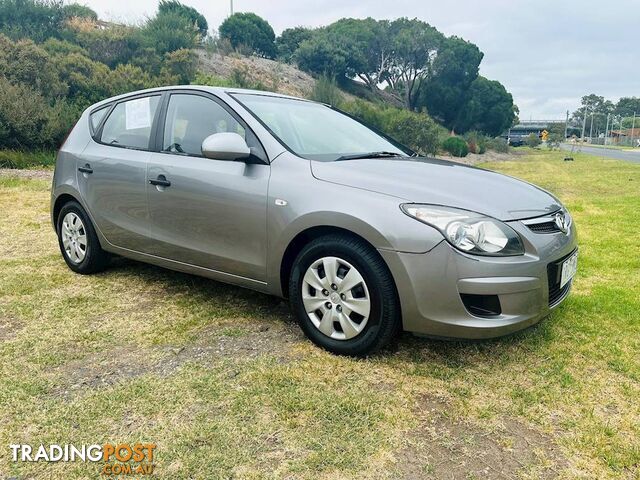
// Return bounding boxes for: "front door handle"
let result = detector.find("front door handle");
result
[78,163,93,174]
[149,175,171,188]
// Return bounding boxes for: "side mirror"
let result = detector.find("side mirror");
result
[201,132,251,161]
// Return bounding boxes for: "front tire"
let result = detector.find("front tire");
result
[56,200,109,274]
[289,234,400,356]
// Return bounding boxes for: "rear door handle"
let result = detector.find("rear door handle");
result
[78,164,93,174]
[149,175,171,187]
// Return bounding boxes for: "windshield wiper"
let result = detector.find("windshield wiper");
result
[335,151,406,161]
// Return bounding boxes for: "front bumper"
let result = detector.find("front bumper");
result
[379,220,578,339]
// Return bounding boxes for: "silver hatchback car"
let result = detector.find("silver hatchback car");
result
[51,86,577,355]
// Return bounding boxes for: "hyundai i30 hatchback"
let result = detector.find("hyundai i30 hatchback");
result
[51,86,578,355]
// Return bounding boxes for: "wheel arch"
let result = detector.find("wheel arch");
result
[278,225,397,301]
[52,193,81,229]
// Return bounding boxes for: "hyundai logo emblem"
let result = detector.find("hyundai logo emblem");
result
[554,212,570,234]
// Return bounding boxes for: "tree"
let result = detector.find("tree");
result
[158,0,207,38]
[385,18,443,110]
[218,12,276,59]
[571,94,614,136]
[294,36,349,79]
[418,36,483,131]
[615,97,640,118]
[322,18,389,89]
[546,123,565,150]
[142,10,198,55]
[276,27,313,63]
[456,76,516,136]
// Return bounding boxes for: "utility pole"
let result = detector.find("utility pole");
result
[564,110,569,140]
[589,113,594,142]
[230,0,233,16]
[581,107,588,141]
[604,113,610,145]
[631,112,637,148]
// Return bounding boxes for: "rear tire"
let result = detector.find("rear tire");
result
[289,234,400,356]
[56,200,109,274]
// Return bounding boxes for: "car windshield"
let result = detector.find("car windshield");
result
[232,93,411,161]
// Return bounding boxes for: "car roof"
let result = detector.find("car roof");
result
[88,85,310,111]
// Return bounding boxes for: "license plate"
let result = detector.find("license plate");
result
[560,251,578,288]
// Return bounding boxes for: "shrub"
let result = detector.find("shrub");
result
[0,0,65,42]
[43,98,82,147]
[0,77,50,149]
[341,99,441,155]
[192,72,236,88]
[141,10,197,54]
[61,3,97,21]
[463,131,487,154]
[525,133,541,148]
[160,48,197,84]
[192,68,267,91]
[442,136,469,157]
[485,137,509,153]
[67,24,143,68]
[309,75,343,106]
[0,149,55,168]
[0,34,66,98]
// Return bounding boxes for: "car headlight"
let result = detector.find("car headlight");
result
[401,204,524,256]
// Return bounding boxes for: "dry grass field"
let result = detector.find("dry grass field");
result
[0,149,638,479]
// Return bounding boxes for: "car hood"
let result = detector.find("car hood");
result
[311,157,562,221]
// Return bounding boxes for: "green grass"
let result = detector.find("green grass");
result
[0,150,56,169]
[0,150,638,479]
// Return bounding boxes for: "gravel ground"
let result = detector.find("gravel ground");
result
[435,150,523,166]
[0,168,53,180]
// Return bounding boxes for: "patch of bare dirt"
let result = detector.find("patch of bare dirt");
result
[197,50,317,98]
[398,396,567,479]
[0,168,53,180]
[0,314,23,341]
[50,320,303,398]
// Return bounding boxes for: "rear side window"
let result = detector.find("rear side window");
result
[100,96,160,150]
[89,106,109,133]
[163,94,252,156]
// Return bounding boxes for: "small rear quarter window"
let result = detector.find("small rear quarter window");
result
[89,106,109,133]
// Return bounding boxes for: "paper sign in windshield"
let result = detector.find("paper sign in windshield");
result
[125,98,151,130]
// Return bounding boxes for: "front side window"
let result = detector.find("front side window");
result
[163,94,248,156]
[100,96,160,150]
[232,94,410,161]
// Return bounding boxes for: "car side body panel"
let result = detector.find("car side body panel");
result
[264,153,446,296]
[51,85,578,341]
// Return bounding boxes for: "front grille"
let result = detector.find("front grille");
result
[527,221,561,234]
[547,250,576,307]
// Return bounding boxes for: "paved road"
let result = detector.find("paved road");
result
[560,144,640,163]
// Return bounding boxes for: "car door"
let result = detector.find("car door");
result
[144,91,270,281]
[78,94,162,250]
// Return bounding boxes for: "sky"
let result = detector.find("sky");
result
[82,0,639,120]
